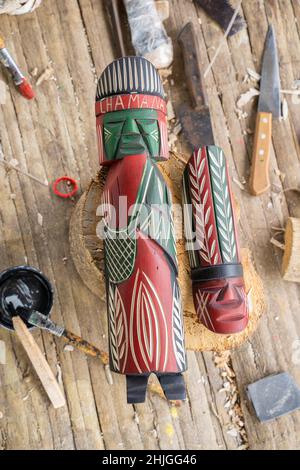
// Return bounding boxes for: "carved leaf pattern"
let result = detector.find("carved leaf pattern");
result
[130,270,168,373]
[172,283,186,371]
[108,283,128,372]
[188,149,218,264]
[207,147,237,263]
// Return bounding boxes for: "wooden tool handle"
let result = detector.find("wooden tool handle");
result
[12,316,66,409]
[63,330,109,365]
[249,112,272,196]
[178,22,208,109]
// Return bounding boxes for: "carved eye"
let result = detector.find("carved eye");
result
[105,121,124,129]
[104,122,124,140]
[201,286,223,293]
[136,119,156,125]
[136,119,157,133]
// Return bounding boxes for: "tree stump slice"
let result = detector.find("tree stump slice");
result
[282,217,300,282]
[70,164,265,352]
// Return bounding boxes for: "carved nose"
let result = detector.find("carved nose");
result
[122,118,140,135]
[217,284,236,302]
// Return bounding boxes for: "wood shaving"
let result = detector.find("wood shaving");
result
[232,177,246,191]
[274,168,286,183]
[281,89,300,95]
[246,68,261,81]
[0,340,6,365]
[31,67,38,77]
[271,226,285,232]
[270,237,285,250]
[172,122,182,136]
[36,67,54,87]
[0,80,6,105]
[56,363,63,387]
[159,67,172,79]
[235,108,248,120]
[168,133,177,149]
[282,98,288,121]
[237,88,260,108]
[22,387,35,401]
[104,364,113,385]
[214,352,249,449]
[37,213,43,226]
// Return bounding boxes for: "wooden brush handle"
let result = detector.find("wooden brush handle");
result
[0,36,5,49]
[249,112,272,196]
[63,330,109,365]
[12,316,65,409]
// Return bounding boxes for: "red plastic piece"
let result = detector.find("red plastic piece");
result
[18,78,35,100]
[52,177,78,199]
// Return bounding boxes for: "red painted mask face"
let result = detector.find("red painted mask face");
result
[193,277,248,334]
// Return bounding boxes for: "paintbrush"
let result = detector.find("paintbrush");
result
[0,35,35,100]
[11,306,109,365]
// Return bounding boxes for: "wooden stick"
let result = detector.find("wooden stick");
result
[12,316,66,409]
[282,217,300,282]
[204,0,243,78]
[0,159,49,187]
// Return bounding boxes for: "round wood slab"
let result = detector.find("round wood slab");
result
[70,163,265,352]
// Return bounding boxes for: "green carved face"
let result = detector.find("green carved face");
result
[103,109,160,160]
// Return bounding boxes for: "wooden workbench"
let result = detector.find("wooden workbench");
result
[1,0,300,450]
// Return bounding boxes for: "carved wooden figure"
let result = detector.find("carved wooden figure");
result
[183,146,249,335]
[95,57,186,403]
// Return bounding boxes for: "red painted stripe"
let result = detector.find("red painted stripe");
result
[95,94,167,115]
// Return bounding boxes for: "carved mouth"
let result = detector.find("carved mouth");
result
[119,143,146,153]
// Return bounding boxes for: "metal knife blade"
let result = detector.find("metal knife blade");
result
[258,25,281,118]
[178,22,214,148]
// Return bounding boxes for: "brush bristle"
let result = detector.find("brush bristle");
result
[18,78,35,100]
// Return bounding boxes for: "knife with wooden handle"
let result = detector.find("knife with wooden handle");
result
[249,25,281,196]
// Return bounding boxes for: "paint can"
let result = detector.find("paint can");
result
[0,266,53,331]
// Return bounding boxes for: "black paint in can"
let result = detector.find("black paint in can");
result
[0,266,53,331]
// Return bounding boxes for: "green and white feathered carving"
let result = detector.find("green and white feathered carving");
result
[207,146,237,264]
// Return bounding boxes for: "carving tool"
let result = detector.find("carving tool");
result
[178,22,214,148]
[249,25,281,196]
[14,306,109,365]
[247,372,300,422]
[0,34,35,100]
[194,0,245,36]
[12,316,65,409]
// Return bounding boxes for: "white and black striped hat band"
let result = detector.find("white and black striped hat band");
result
[96,56,164,101]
